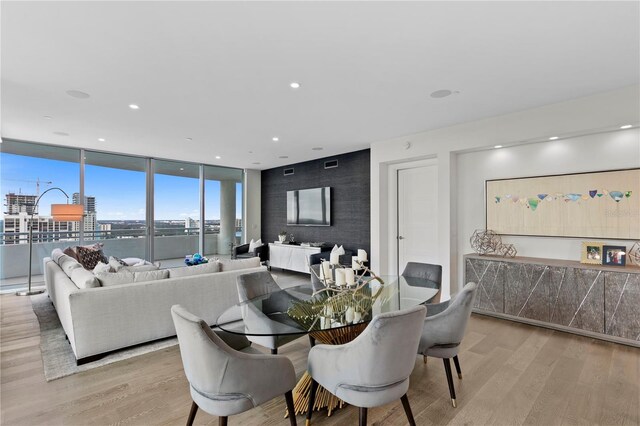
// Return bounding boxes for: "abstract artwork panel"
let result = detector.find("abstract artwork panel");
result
[486,169,639,239]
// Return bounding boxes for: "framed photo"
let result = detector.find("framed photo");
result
[581,242,604,265]
[602,245,627,266]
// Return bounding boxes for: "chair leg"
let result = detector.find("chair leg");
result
[284,391,297,426]
[359,407,368,426]
[186,401,198,426]
[400,394,416,426]
[443,358,457,408]
[219,416,228,426]
[453,355,462,379]
[308,335,316,348]
[271,348,278,355]
[423,355,427,364]
[306,379,318,425]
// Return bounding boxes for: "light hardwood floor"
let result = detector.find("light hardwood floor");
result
[1,292,638,426]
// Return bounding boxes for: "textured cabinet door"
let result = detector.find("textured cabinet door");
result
[604,272,640,341]
[503,263,550,322]
[465,258,504,313]
[549,267,604,333]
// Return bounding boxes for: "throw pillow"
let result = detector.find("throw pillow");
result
[133,269,169,282]
[249,238,263,253]
[108,256,128,272]
[218,257,261,272]
[75,246,108,270]
[92,262,112,274]
[58,255,83,277]
[169,262,220,278]
[331,244,346,255]
[63,246,79,261]
[71,267,101,289]
[51,248,66,264]
[95,270,135,287]
[121,257,146,266]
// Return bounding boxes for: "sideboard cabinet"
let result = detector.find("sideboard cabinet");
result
[464,254,640,347]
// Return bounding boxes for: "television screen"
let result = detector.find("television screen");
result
[287,187,331,226]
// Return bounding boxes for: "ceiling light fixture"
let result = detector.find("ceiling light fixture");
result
[186,137,193,141]
[549,136,559,140]
[98,138,105,142]
[620,124,632,129]
[215,156,221,159]
[43,116,52,120]
[66,90,90,99]
[272,137,279,142]
[129,104,140,110]
[53,131,69,136]
[289,82,301,89]
[430,89,453,98]
[312,147,323,151]
[494,145,503,149]
[279,156,288,159]
[252,162,261,165]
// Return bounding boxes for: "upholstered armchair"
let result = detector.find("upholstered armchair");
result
[402,262,442,304]
[236,271,303,354]
[418,282,477,408]
[232,242,269,263]
[170,305,297,426]
[306,305,427,426]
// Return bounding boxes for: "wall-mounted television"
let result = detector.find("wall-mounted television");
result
[287,187,331,226]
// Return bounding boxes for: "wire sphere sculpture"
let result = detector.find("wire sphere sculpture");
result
[628,242,640,266]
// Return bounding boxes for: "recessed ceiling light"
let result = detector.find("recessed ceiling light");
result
[179,167,185,171]
[252,162,261,165]
[272,137,279,142]
[494,145,503,149]
[430,89,453,98]
[312,147,323,151]
[215,156,221,159]
[279,156,288,159]
[186,137,193,141]
[98,138,105,142]
[66,90,90,99]
[129,104,140,110]
[53,131,69,136]
[549,136,559,140]
[620,124,632,129]
[289,82,301,89]
[43,116,52,120]
[248,151,253,154]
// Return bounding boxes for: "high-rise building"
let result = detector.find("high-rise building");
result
[72,193,97,235]
[4,193,37,215]
[72,193,96,212]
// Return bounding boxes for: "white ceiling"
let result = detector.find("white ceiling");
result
[2,1,639,170]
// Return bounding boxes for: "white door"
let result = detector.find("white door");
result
[397,165,438,274]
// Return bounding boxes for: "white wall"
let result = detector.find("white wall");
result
[371,85,640,298]
[457,129,640,289]
[243,169,261,243]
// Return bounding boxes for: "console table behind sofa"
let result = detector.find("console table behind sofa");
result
[464,254,640,347]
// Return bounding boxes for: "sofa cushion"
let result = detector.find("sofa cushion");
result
[51,248,65,264]
[95,271,135,287]
[169,262,220,278]
[218,257,261,272]
[70,267,101,289]
[123,264,160,273]
[93,262,112,274]
[133,269,169,282]
[76,246,108,270]
[58,255,83,277]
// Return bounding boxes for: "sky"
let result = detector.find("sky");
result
[1,153,242,221]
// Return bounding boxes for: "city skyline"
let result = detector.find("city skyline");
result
[1,153,243,221]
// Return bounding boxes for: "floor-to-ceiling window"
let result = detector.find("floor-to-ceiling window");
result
[204,166,243,256]
[0,140,80,279]
[153,160,201,264]
[84,151,147,260]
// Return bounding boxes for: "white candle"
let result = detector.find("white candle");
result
[330,252,340,265]
[352,256,362,270]
[344,268,355,285]
[357,249,367,262]
[335,268,346,286]
[321,261,332,282]
[353,311,362,323]
[345,307,354,324]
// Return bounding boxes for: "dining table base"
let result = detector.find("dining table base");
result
[286,322,368,418]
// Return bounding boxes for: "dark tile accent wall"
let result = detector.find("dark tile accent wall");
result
[261,149,370,257]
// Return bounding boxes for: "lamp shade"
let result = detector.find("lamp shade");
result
[50,204,84,221]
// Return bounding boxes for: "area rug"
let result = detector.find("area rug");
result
[30,294,177,381]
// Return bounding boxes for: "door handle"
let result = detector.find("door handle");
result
[397,236,405,240]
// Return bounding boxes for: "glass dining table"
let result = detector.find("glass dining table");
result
[216,274,440,417]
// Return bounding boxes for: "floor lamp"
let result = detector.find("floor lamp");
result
[17,187,84,296]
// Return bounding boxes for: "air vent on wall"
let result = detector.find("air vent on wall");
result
[283,168,294,176]
[324,160,338,169]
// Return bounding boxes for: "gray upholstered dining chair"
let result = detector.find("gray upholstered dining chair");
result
[402,262,442,303]
[171,305,297,426]
[418,282,477,408]
[236,271,301,354]
[305,305,427,426]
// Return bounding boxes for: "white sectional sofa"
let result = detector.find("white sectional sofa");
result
[43,252,266,364]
